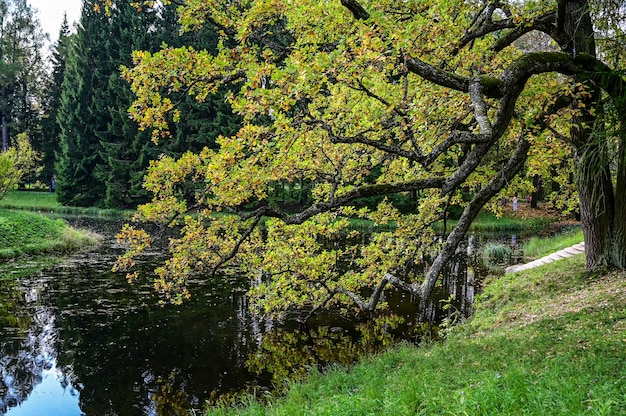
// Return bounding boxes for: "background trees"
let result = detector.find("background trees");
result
[0,0,45,152]
[113,0,626,320]
[37,15,71,189]
[0,132,39,200]
[55,0,109,206]
[54,0,240,208]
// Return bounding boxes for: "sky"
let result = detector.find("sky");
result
[28,0,82,44]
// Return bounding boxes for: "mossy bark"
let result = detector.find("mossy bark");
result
[565,0,626,270]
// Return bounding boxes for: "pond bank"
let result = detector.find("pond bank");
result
[207,255,626,415]
[0,209,101,271]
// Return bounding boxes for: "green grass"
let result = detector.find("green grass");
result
[0,209,101,263]
[434,211,553,234]
[524,226,584,259]
[206,255,626,415]
[0,190,132,218]
[348,210,553,234]
[481,242,513,269]
[0,190,61,210]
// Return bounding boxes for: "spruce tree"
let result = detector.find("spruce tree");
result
[55,3,108,206]
[95,2,240,208]
[92,1,157,207]
[38,15,70,187]
[159,6,241,157]
[56,1,241,208]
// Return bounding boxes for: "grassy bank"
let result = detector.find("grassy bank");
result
[524,226,584,259]
[0,209,101,264]
[0,191,131,218]
[207,255,625,415]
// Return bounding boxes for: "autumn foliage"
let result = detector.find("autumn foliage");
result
[112,1,626,319]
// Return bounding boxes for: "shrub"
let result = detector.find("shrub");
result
[482,242,512,265]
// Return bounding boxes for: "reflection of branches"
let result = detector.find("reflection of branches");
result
[246,323,395,390]
[0,298,63,414]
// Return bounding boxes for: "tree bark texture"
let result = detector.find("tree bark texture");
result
[563,0,625,270]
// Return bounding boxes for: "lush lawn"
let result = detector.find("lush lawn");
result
[206,255,626,415]
[0,190,60,210]
[0,190,131,218]
[0,209,101,264]
[434,210,555,234]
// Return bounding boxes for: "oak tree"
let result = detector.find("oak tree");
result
[114,1,625,319]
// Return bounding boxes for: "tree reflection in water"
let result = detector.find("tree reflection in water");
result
[0,219,481,415]
[0,278,81,415]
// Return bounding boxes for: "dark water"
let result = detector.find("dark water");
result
[0,218,481,416]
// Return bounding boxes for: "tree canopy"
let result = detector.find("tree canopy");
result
[0,133,40,200]
[54,0,240,208]
[113,1,626,319]
[0,0,46,152]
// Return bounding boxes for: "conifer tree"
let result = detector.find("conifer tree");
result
[0,0,46,152]
[159,6,241,158]
[92,1,157,208]
[38,15,70,187]
[55,2,108,206]
[57,1,240,208]
[95,2,240,207]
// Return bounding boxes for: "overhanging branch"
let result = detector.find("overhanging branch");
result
[341,0,370,20]
[248,177,445,225]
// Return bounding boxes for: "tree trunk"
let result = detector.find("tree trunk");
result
[575,144,616,270]
[564,0,625,270]
[530,174,540,209]
[1,86,8,151]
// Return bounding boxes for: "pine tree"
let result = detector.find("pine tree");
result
[55,2,108,206]
[38,15,70,187]
[95,2,241,208]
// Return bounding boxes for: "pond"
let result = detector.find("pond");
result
[0,218,483,416]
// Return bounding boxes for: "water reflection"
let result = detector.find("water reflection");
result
[0,278,81,415]
[0,218,482,415]
[1,232,272,415]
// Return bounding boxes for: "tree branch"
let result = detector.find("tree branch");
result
[334,272,420,313]
[210,215,263,277]
[341,0,370,20]
[469,78,494,135]
[459,18,517,51]
[407,51,602,100]
[421,135,531,299]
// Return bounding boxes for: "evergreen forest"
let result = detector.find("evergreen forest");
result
[3,0,240,209]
